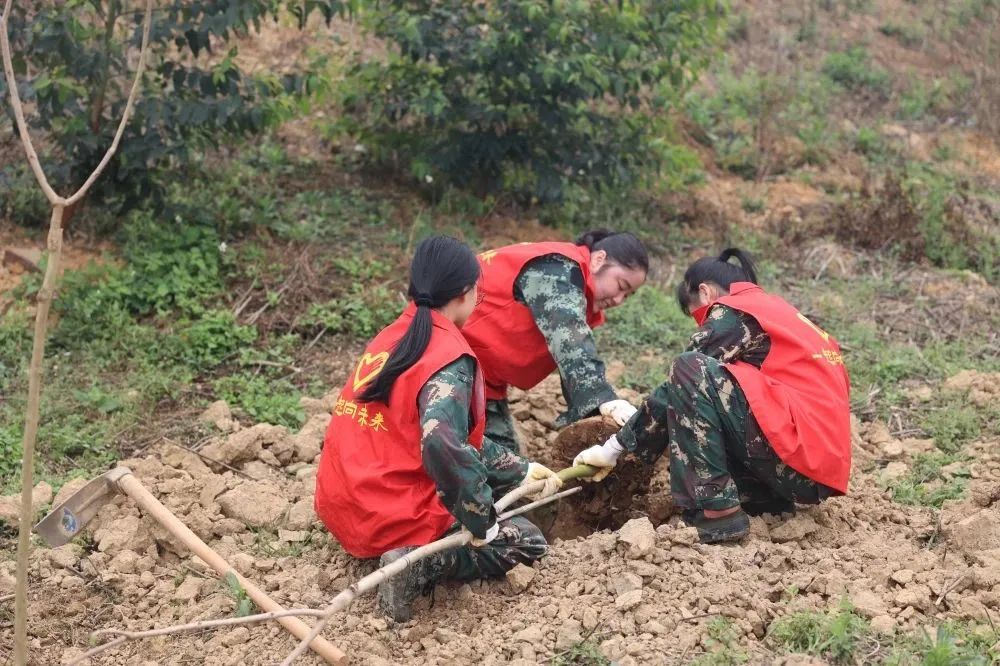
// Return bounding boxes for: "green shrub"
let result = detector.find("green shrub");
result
[879,21,925,47]
[686,67,836,177]
[0,1,345,212]
[0,166,50,227]
[822,47,891,95]
[898,79,946,121]
[303,286,401,339]
[163,311,258,370]
[336,0,724,201]
[854,126,886,157]
[117,215,225,315]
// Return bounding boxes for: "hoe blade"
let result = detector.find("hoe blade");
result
[34,473,118,547]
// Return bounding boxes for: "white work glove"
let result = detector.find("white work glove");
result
[599,399,638,426]
[519,462,564,500]
[573,434,625,482]
[468,522,500,548]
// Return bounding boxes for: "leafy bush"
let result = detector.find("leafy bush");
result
[164,311,258,369]
[822,47,891,95]
[117,215,225,315]
[303,285,402,339]
[879,21,925,48]
[0,1,347,213]
[336,0,724,201]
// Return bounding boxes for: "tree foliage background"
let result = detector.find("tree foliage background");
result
[0,0,351,216]
[336,0,725,202]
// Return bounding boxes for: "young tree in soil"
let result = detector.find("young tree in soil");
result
[0,1,153,663]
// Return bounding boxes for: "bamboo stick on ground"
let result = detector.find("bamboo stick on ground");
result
[279,464,596,666]
[74,465,597,665]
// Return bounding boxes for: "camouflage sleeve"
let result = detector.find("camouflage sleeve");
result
[418,355,496,539]
[615,384,670,465]
[515,255,617,428]
[479,435,530,496]
[686,304,770,368]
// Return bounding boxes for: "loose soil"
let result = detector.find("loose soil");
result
[3,370,998,665]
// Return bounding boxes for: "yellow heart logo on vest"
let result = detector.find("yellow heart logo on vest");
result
[353,351,389,392]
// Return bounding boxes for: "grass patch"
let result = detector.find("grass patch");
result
[768,601,870,664]
[920,399,982,454]
[596,286,692,392]
[692,617,748,666]
[882,622,1000,665]
[551,640,610,666]
[885,452,968,508]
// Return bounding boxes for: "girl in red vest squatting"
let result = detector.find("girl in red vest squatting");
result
[461,230,650,452]
[315,235,563,622]
[575,249,851,543]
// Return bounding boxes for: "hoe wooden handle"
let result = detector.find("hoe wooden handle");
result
[117,473,348,665]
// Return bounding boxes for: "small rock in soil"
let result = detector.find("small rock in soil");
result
[506,563,536,593]
[618,517,656,558]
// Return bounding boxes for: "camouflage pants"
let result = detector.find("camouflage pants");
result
[662,352,827,511]
[485,399,521,454]
[405,516,547,591]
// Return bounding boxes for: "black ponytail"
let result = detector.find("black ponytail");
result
[576,229,649,273]
[359,235,480,404]
[676,247,759,313]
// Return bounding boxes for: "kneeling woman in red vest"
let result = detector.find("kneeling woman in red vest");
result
[575,249,851,543]
[315,235,563,621]
[461,231,650,452]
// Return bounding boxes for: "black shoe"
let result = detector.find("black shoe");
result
[741,498,795,517]
[691,508,750,544]
[376,547,418,622]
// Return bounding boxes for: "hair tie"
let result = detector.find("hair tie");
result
[414,294,434,307]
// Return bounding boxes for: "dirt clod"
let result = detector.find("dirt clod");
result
[506,563,536,593]
[217,482,289,528]
[618,517,656,558]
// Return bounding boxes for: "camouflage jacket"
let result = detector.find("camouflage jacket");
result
[618,304,769,458]
[515,254,617,427]
[419,355,530,538]
[686,303,770,367]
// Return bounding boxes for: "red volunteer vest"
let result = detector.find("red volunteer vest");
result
[461,242,606,400]
[709,283,852,493]
[314,305,486,558]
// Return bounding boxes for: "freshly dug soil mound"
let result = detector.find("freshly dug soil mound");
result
[550,416,661,536]
[508,377,673,538]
